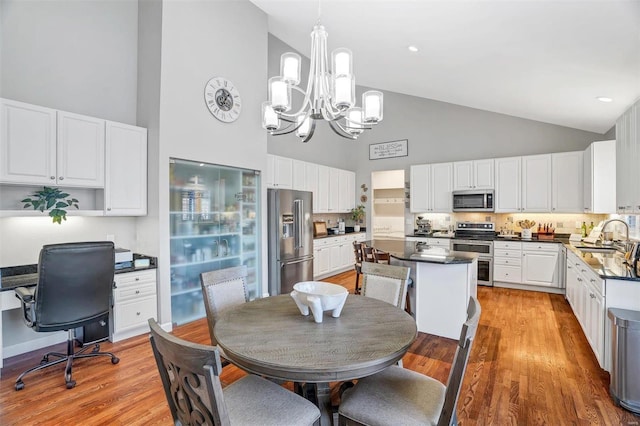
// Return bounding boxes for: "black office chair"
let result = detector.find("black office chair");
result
[14,242,120,390]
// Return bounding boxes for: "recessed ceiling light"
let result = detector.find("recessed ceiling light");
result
[408,45,418,52]
[596,96,613,103]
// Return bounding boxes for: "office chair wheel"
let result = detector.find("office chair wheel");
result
[66,380,76,389]
[111,356,120,364]
[15,381,25,391]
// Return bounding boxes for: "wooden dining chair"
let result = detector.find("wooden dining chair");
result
[148,319,320,426]
[372,249,390,264]
[362,245,376,263]
[200,265,249,364]
[353,241,364,294]
[338,297,481,426]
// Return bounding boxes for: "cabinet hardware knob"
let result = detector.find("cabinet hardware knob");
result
[107,207,111,211]
[59,176,64,180]
[136,312,141,316]
[135,290,140,294]
[135,277,140,281]
[50,176,55,180]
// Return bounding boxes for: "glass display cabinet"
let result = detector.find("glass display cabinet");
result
[169,158,260,325]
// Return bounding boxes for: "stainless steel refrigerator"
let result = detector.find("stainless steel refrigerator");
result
[268,189,314,295]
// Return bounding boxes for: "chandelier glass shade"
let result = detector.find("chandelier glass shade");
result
[262,23,383,142]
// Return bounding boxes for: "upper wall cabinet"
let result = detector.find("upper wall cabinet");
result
[583,140,616,214]
[551,151,583,213]
[452,159,494,190]
[410,162,452,213]
[266,155,293,189]
[495,154,552,213]
[495,157,522,212]
[616,101,639,214]
[522,154,552,212]
[105,121,147,216]
[0,99,105,187]
[0,98,148,217]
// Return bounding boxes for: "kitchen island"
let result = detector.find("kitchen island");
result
[364,239,478,339]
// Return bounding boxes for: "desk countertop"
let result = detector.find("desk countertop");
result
[0,254,157,292]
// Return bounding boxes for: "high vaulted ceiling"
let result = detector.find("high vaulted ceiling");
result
[251,0,640,134]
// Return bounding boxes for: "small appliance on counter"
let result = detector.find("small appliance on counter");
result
[114,248,133,270]
[415,216,432,236]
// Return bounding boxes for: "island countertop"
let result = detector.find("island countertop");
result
[364,239,478,264]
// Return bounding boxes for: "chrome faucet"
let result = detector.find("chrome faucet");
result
[600,218,631,251]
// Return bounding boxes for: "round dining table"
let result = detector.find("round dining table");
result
[214,294,417,426]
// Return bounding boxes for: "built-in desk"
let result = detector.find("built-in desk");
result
[0,255,157,373]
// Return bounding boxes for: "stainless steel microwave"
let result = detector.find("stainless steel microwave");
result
[452,190,494,212]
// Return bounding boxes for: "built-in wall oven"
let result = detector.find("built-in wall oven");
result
[453,222,495,286]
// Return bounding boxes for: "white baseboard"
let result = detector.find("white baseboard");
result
[4,331,67,359]
[494,281,565,295]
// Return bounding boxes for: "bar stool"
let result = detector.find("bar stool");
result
[371,248,412,315]
[352,241,364,295]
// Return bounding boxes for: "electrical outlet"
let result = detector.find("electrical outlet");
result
[557,222,564,228]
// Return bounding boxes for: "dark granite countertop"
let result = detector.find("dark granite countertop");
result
[0,254,157,292]
[314,230,367,239]
[564,242,640,282]
[365,239,477,264]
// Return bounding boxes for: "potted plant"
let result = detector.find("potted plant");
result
[22,186,79,224]
[350,204,365,232]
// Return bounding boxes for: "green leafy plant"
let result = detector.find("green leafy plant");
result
[350,204,365,223]
[22,187,79,224]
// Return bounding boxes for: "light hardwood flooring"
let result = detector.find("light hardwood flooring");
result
[0,270,638,425]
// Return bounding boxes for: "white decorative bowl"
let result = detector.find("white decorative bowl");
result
[290,281,348,323]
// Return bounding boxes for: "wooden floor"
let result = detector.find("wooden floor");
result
[1,270,638,425]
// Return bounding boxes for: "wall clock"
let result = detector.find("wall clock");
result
[204,77,242,123]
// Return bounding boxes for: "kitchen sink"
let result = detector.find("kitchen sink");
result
[574,245,619,254]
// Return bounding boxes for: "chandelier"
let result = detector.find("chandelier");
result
[261,23,383,142]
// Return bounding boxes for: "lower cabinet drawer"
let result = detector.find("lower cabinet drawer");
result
[494,264,522,283]
[114,296,157,332]
[114,282,156,302]
[494,256,522,267]
[494,249,521,258]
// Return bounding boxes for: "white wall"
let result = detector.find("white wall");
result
[0,0,139,124]
[0,0,141,267]
[136,0,269,325]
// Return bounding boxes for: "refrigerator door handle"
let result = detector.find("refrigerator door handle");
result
[294,199,303,249]
[280,257,313,267]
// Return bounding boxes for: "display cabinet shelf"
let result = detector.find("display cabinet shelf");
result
[169,159,261,325]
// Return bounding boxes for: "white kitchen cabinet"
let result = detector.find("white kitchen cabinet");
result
[453,159,494,190]
[521,243,559,287]
[313,233,365,279]
[304,162,319,210]
[0,99,105,188]
[338,169,356,212]
[328,170,340,212]
[316,165,329,213]
[0,99,57,185]
[56,111,105,188]
[494,157,522,212]
[313,245,331,277]
[522,154,552,212]
[583,140,616,214]
[565,255,579,313]
[111,269,157,342]
[493,240,522,284]
[266,154,293,189]
[551,151,583,213]
[292,159,306,191]
[409,163,452,213]
[104,121,147,216]
[496,155,552,213]
[410,164,430,212]
[615,101,639,213]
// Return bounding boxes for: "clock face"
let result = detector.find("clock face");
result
[204,77,242,123]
